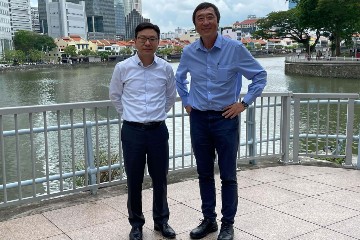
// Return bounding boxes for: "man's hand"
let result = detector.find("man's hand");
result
[222,102,246,119]
[185,105,192,115]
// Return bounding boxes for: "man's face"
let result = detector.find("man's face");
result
[194,7,218,38]
[135,28,159,57]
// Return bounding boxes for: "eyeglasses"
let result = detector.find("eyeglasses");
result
[137,36,158,44]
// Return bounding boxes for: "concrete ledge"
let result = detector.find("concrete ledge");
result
[285,61,360,79]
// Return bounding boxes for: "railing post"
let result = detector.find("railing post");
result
[85,121,97,194]
[357,125,360,169]
[247,105,257,164]
[292,96,301,163]
[343,99,355,168]
[281,94,292,163]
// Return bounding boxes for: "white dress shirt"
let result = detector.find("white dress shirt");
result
[109,54,176,123]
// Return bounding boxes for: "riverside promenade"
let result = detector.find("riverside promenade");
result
[2,163,360,240]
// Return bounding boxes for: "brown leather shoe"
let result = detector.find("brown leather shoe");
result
[190,218,218,239]
[154,222,176,239]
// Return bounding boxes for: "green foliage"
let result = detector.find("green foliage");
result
[13,30,56,54]
[78,48,97,56]
[157,47,173,56]
[63,45,77,57]
[98,51,111,61]
[120,47,132,55]
[28,49,43,62]
[173,46,183,54]
[74,151,123,187]
[257,0,360,56]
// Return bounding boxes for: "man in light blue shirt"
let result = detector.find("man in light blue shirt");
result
[176,2,267,240]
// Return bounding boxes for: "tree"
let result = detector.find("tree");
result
[311,0,360,56]
[254,9,318,54]
[63,45,77,58]
[13,30,56,54]
[120,47,133,55]
[78,49,97,56]
[28,49,43,62]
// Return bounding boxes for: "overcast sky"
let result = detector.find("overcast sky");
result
[30,0,289,33]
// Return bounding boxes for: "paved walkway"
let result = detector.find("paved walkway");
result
[2,164,360,240]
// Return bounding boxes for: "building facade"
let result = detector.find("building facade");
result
[40,0,117,40]
[125,9,149,40]
[46,0,87,39]
[31,7,40,33]
[0,0,12,57]
[9,0,32,36]
[124,0,142,16]
[115,0,126,40]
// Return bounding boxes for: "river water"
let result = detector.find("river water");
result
[1,57,359,108]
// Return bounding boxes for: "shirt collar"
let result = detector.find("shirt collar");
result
[134,53,158,67]
[196,34,222,51]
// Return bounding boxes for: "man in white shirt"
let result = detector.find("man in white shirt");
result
[109,22,177,240]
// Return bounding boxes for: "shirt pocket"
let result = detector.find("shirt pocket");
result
[216,65,231,82]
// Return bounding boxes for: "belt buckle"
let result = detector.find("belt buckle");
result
[143,122,152,126]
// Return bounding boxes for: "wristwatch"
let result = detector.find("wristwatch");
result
[241,101,249,109]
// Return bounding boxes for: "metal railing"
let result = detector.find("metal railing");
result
[1,92,359,207]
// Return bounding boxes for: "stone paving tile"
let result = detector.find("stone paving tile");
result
[167,179,201,203]
[304,172,360,188]
[291,227,356,240]
[269,165,350,177]
[0,221,12,240]
[234,208,319,240]
[314,189,360,211]
[239,182,305,207]
[3,214,62,240]
[273,197,359,226]
[238,168,295,183]
[46,234,72,240]
[269,177,339,196]
[43,201,124,233]
[327,214,360,238]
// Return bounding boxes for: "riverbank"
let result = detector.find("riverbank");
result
[285,58,360,79]
[0,61,117,73]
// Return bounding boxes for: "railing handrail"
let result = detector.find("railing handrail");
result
[1,92,359,208]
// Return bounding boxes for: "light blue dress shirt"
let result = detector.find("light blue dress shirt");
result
[176,34,267,111]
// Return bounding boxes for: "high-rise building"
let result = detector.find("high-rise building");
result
[46,0,87,39]
[67,0,116,40]
[9,0,32,36]
[0,0,12,57]
[124,0,141,16]
[39,0,116,40]
[115,0,126,40]
[125,9,149,39]
[289,0,297,9]
[31,7,40,33]
[38,0,48,34]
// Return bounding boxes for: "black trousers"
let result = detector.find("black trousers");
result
[121,121,170,228]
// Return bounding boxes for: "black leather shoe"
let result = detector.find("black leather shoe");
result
[154,222,176,239]
[217,223,234,240]
[190,218,218,239]
[129,227,142,240]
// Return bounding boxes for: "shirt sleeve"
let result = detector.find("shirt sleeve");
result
[109,63,124,116]
[175,50,190,107]
[165,64,177,113]
[237,44,267,104]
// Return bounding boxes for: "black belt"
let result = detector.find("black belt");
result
[123,120,164,129]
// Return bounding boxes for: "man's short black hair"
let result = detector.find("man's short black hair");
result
[135,22,160,38]
[192,2,221,25]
